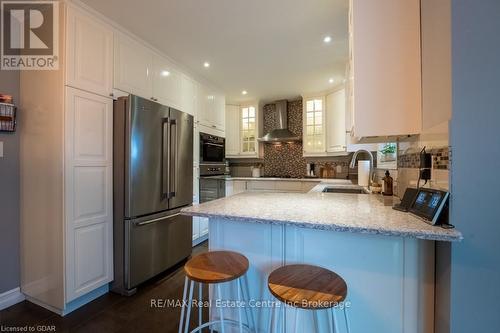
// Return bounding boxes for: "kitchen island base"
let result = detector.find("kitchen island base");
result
[208,218,435,333]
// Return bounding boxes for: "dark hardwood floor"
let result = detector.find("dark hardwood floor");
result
[0,241,209,333]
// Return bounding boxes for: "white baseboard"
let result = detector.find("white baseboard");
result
[0,287,25,311]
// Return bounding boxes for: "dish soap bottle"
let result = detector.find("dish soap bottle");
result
[382,170,394,196]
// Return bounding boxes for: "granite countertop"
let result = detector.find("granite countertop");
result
[204,176,353,183]
[181,191,463,242]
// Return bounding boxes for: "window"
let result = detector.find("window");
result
[241,106,256,153]
[304,98,325,151]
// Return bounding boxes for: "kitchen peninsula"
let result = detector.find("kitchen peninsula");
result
[181,188,462,333]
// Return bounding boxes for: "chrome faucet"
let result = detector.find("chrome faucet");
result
[349,149,375,185]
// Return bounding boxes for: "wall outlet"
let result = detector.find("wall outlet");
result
[0,141,3,157]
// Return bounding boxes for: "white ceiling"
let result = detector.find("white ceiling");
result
[81,0,349,103]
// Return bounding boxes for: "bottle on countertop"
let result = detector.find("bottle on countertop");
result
[382,170,394,196]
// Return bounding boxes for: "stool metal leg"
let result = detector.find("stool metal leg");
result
[344,306,351,333]
[179,277,189,333]
[184,280,195,333]
[267,299,273,333]
[328,308,334,333]
[217,284,226,333]
[236,279,244,333]
[313,309,320,333]
[331,308,340,333]
[294,307,299,333]
[272,303,280,333]
[242,275,256,330]
[198,282,203,329]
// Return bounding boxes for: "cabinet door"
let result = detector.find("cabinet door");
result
[114,33,153,99]
[192,217,200,242]
[199,218,209,237]
[326,89,347,153]
[66,7,113,97]
[225,104,240,157]
[352,0,421,137]
[213,93,226,131]
[181,75,197,117]
[303,97,326,155]
[152,54,182,108]
[197,84,212,126]
[64,87,113,302]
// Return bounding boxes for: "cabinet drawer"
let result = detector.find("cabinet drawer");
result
[247,181,276,191]
[275,181,303,192]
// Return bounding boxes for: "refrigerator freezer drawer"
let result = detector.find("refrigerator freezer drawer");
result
[125,211,192,289]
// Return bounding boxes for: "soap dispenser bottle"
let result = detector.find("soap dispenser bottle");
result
[382,170,394,196]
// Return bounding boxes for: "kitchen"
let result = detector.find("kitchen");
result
[0,1,499,333]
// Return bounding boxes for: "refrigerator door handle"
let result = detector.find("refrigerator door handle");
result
[162,118,171,199]
[133,213,181,227]
[169,119,177,198]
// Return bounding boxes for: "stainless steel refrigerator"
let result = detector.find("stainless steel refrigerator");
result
[112,95,193,295]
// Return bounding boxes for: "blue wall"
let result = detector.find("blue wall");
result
[450,0,500,331]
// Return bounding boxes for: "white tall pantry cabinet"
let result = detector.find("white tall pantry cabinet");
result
[20,3,114,314]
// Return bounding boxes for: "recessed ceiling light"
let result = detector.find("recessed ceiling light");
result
[323,36,332,43]
[242,90,248,95]
[161,70,170,77]
[203,62,210,68]
[329,78,334,83]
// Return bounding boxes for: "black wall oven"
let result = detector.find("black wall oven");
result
[200,132,225,164]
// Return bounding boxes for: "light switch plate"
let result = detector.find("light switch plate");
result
[0,141,3,157]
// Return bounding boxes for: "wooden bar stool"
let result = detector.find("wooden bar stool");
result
[267,264,351,333]
[178,251,255,333]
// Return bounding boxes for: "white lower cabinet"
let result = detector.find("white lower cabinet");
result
[64,87,114,302]
[199,218,209,237]
[226,180,247,196]
[192,217,200,241]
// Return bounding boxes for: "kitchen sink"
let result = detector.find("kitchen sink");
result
[322,187,368,194]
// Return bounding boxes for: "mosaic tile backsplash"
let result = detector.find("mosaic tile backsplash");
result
[229,99,352,178]
[397,147,450,170]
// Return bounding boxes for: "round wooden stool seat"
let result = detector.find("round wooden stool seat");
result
[268,264,347,309]
[184,251,249,284]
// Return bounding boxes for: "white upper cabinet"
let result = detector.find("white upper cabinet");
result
[114,32,154,99]
[303,96,326,155]
[152,54,182,108]
[303,91,348,157]
[350,0,422,137]
[421,0,451,131]
[181,75,197,117]
[197,85,225,134]
[225,104,240,156]
[214,93,226,131]
[225,103,260,158]
[326,89,347,153]
[66,6,113,97]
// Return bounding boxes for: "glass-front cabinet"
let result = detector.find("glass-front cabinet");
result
[225,102,261,158]
[303,97,326,155]
[241,106,256,154]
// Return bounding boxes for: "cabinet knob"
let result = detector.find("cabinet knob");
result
[212,125,216,128]
[109,93,114,97]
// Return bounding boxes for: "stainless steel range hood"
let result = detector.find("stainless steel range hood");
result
[258,100,301,143]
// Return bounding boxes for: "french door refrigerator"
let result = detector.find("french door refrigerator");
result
[113,95,193,295]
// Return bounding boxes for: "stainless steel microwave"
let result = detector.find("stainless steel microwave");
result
[200,132,225,164]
